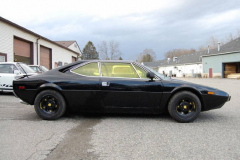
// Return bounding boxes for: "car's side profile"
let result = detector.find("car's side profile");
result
[0,62,37,92]
[13,60,230,122]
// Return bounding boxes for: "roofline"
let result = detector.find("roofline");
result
[0,16,79,56]
[159,62,202,67]
[201,51,240,57]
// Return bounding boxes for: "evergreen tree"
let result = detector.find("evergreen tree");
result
[119,57,123,60]
[82,41,99,60]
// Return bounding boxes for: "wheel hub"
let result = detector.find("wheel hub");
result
[40,96,58,114]
[176,100,195,115]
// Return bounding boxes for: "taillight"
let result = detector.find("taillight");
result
[19,86,25,90]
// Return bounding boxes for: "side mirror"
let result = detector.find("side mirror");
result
[146,72,155,81]
[14,70,21,75]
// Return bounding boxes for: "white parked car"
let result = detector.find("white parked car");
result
[0,62,37,92]
[28,65,49,73]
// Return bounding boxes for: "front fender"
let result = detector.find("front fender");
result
[171,85,202,95]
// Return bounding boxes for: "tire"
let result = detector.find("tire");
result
[34,90,66,120]
[168,91,201,123]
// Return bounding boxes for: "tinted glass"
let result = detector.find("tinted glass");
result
[0,64,18,73]
[101,62,139,78]
[133,64,148,78]
[72,62,99,76]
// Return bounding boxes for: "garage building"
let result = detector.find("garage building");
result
[202,37,240,78]
[0,17,82,69]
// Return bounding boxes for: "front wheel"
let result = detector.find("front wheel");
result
[34,90,66,120]
[168,91,201,123]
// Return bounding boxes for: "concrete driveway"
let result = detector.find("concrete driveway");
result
[0,78,239,160]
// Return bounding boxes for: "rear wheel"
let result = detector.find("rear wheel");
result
[168,91,201,123]
[34,90,66,120]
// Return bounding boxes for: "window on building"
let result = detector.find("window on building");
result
[0,55,5,62]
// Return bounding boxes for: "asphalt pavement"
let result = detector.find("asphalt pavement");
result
[0,78,240,160]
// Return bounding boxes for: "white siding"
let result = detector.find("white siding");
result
[0,21,78,68]
[68,42,82,55]
[158,63,202,77]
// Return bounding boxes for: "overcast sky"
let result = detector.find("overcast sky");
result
[1,0,240,60]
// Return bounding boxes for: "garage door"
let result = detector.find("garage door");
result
[14,38,32,64]
[72,56,77,62]
[40,46,51,69]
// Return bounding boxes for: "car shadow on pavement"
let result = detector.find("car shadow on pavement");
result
[0,92,14,95]
[64,111,173,122]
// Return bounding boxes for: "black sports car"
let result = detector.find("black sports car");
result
[13,60,231,122]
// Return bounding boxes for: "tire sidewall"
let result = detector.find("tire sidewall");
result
[34,90,66,120]
[168,91,201,123]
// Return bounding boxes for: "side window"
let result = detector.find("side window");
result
[0,64,18,74]
[72,62,99,76]
[30,67,38,72]
[133,64,148,78]
[101,62,139,78]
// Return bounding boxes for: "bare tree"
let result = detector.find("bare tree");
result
[225,33,234,44]
[206,36,219,49]
[198,45,207,51]
[98,41,108,59]
[164,48,196,59]
[98,40,122,60]
[137,48,156,63]
[237,29,240,38]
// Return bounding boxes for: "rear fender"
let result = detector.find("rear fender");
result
[38,83,62,91]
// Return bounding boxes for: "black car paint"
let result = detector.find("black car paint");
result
[13,60,230,114]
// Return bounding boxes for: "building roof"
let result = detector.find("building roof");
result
[142,60,165,68]
[55,41,76,48]
[158,37,240,67]
[0,16,79,56]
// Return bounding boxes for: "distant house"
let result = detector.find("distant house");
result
[143,37,240,78]
[158,52,204,77]
[0,17,82,69]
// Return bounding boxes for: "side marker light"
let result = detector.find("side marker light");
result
[208,92,214,95]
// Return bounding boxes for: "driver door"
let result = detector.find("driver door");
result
[100,62,163,108]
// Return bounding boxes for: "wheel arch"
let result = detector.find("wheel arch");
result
[164,87,205,112]
[34,84,69,108]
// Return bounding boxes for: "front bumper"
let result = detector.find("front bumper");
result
[228,96,231,101]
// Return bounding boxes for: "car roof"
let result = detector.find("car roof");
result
[28,65,40,67]
[0,62,23,64]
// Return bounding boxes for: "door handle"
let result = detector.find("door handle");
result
[102,82,110,86]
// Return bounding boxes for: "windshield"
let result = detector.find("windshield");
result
[41,66,49,72]
[144,66,170,80]
[18,63,36,74]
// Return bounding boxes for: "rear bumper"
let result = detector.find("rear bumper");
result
[0,88,13,92]
[13,91,19,98]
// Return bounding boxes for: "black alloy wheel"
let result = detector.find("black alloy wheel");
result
[34,90,66,120]
[168,91,201,123]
